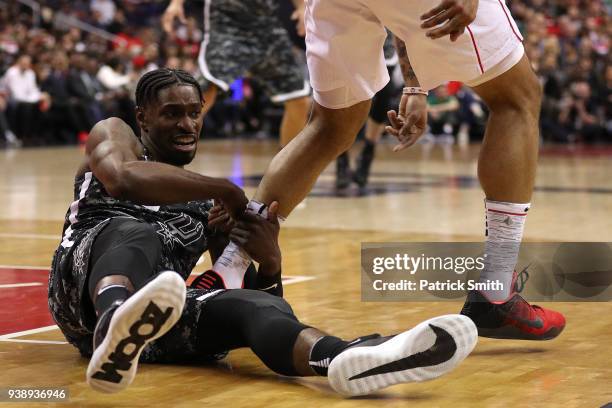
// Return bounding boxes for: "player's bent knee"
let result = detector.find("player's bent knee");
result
[509,69,542,115]
[474,58,542,117]
[284,96,311,111]
[310,100,370,153]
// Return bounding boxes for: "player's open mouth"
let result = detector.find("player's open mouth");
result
[173,135,197,152]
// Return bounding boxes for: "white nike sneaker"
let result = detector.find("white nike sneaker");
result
[327,314,477,396]
[86,271,186,393]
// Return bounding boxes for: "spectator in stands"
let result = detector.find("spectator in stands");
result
[425,85,460,145]
[0,87,20,147]
[604,65,612,138]
[1,55,50,145]
[510,0,610,143]
[91,0,117,28]
[97,56,131,90]
[96,56,138,132]
[0,0,608,149]
[559,80,606,143]
[67,51,105,129]
[41,51,89,144]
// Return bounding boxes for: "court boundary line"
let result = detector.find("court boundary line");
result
[0,282,43,288]
[0,233,58,240]
[0,339,68,345]
[0,264,50,270]
[0,325,59,340]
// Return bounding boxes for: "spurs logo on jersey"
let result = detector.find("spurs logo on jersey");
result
[156,214,204,249]
[92,301,174,383]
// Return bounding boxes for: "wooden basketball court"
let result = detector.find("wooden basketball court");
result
[1,140,611,407]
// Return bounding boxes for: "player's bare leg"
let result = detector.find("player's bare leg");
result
[473,55,540,204]
[280,96,311,147]
[202,85,218,116]
[253,100,371,216]
[460,55,565,339]
[209,101,370,285]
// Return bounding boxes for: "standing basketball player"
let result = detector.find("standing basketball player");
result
[162,0,310,147]
[209,0,566,341]
[48,68,478,395]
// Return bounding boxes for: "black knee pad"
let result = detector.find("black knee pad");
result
[88,219,162,297]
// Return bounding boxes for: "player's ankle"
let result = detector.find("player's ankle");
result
[94,285,131,316]
[308,336,349,376]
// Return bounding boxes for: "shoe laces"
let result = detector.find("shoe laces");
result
[512,264,547,314]
[513,264,531,293]
[508,293,540,320]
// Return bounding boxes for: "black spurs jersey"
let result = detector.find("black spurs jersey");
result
[49,155,213,347]
[57,169,213,279]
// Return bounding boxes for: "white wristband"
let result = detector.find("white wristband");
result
[402,86,428,96]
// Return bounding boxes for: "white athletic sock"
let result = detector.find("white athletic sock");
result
[478,199,530,302]
[212,200,269,288]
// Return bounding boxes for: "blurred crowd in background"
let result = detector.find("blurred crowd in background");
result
[0,0,609,148]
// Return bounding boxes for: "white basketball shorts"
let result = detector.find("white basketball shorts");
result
[305,0,524,109]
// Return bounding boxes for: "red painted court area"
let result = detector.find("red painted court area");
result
[0,267,306,337]
[0,267,192,337]
[0,268,55,336]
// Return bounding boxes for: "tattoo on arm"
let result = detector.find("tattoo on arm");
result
[394,37,421,86]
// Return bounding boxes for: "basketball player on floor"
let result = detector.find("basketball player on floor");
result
[48,68,477,395]
[203,0,566,340]
[162,0,310,147]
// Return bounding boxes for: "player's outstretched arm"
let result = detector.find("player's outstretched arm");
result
[385,38,428,151]
[86,117,247,209]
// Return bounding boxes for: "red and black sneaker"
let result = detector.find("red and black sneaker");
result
[190,264,258,290]
[460,268,566,340]
[190,270,227,290]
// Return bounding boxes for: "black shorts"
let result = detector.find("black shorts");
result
[48,217,216,360]
[197,5,309,102]
[49,218,293,364]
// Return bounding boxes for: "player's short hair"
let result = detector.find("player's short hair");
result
[135,68,203,109]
